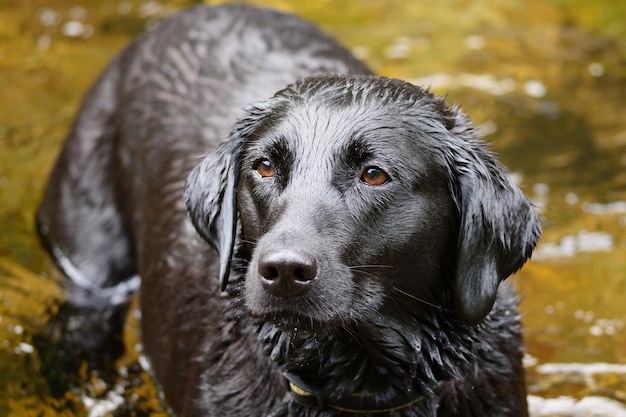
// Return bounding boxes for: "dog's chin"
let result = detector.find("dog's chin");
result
[247,305,348,333]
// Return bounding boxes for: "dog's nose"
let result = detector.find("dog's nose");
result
[258,250,317,298]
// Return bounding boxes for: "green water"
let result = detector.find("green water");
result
[1,0,624,415]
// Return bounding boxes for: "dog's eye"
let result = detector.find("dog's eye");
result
[253,159,274,178]
[361,166,389,186]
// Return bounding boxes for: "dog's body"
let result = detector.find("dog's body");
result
[38,4,540,417]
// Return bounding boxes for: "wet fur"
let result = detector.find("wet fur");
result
[37,4,540,417]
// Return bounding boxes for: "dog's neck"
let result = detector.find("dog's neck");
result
[283,370,431,414]
[256,309,471,414]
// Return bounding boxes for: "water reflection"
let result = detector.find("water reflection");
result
[0,0,624,416]
[534,230,614,259]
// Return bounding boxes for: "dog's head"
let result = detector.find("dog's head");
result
[185,75,540,326]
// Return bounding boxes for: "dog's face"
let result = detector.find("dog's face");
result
[185,75,540,327]
[236,88,459,328]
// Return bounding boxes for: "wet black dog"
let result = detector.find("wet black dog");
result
[38,4,540,417]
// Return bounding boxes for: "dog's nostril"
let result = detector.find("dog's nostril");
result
[257,250,317,298]
[260,265,280,281]
[293,266,314,283]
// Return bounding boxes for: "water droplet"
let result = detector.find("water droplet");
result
[62,21,85,38]
[533,183,550,197]
[588,62,604,77]
[565,192,579,205]
[37,7,59,27]
[464,35,485,50]
[18,342,34,354]
[524,80,546,98]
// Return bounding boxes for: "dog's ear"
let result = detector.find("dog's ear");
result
[184,140,240,291]
[184,101,277,291]
[444,118,541,325]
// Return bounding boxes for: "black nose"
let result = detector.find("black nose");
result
[257,250,317,298]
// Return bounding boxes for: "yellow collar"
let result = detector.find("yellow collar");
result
[285,374,426,414]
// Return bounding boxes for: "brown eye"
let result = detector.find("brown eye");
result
[254,159,274,178]
[361,166,389,186]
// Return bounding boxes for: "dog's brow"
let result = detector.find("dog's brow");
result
[343,137,373,165]
[266,135,290,158]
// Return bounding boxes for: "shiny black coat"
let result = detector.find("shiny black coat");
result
[38,4,539,417]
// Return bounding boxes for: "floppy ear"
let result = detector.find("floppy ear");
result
[445,125,541,325]
[184,100,278,291]
[184,141,240,292]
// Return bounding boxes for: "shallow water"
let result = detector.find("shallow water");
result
[0,0,624,416]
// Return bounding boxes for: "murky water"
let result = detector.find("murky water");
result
[1,0,624,416]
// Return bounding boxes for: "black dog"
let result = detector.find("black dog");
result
[38,4,540,417]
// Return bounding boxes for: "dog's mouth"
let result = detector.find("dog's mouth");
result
[249,310,327,332]
[247,304,349,333]
[244,277,384,334]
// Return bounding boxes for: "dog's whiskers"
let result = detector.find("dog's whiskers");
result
[349,264,393,270]
[348,265,392,280]
[392,286,446,311]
